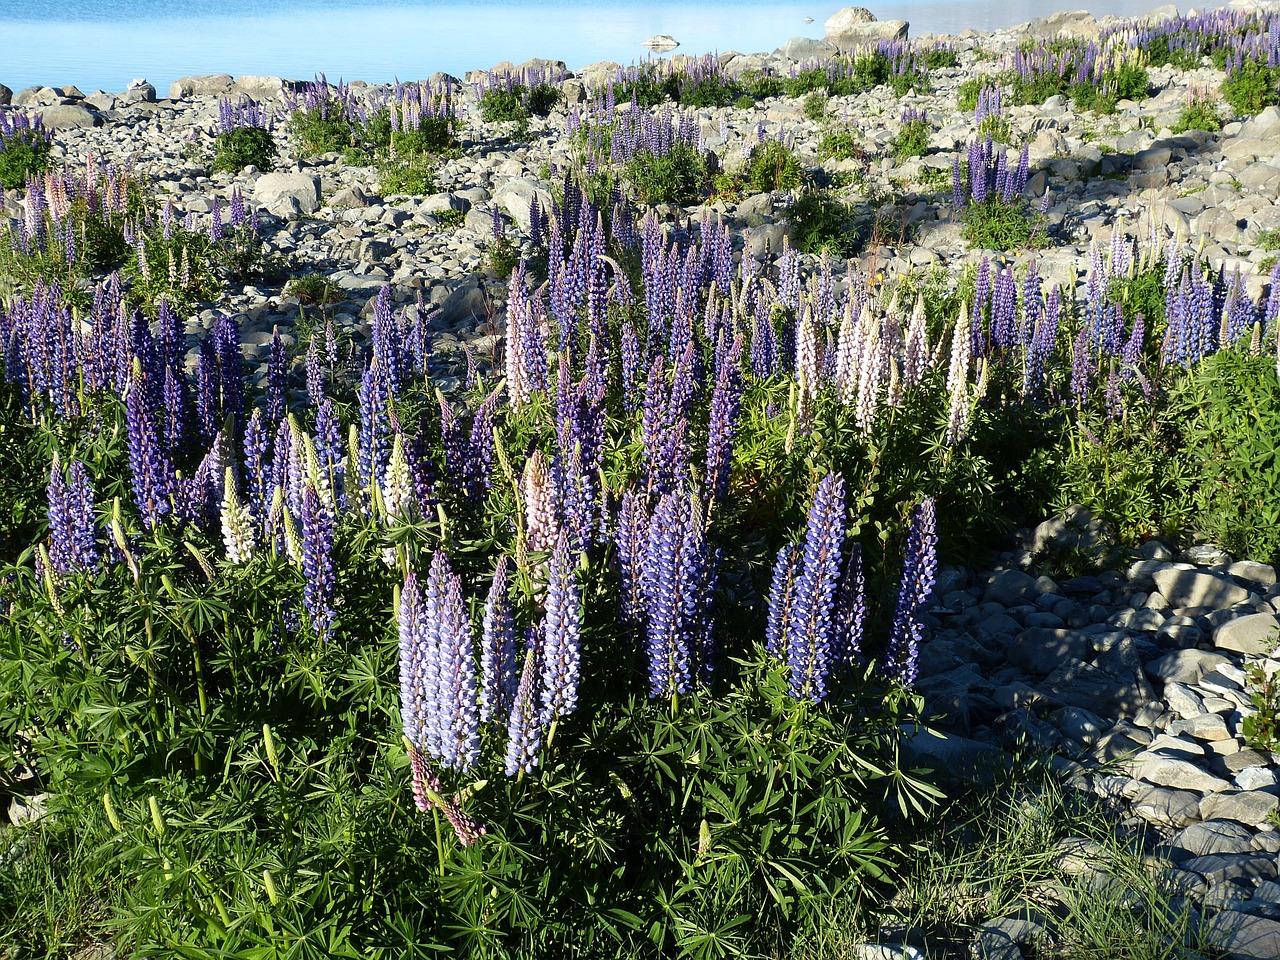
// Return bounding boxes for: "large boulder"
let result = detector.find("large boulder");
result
[493,177,555,233]
[775,37,840,62]
[38,104,102,130]
[232,75,285,100]
[824,7,908,46]
[1026,10,1101,40]
[0,84,12,106]
[168,74,234,99]
[253,172,321,218]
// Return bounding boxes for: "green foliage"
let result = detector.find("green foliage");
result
[527,83,563,117]
[286,272,345,307]
[392,116,458,156]
[1106,263,1167,328]
[802,93,829,121]
[479,87,530,123]
[817,129,860,162]
[960,200,1044,252]
[890,118,930,160]
[675,73,744,108]
[624,141,708,205]
[378,152,437,195]
[784,191,860,258]
[1143,35,1207,71]
[924,48,960,69]
[1242,664,1280,751]
[1257,228,1280,252]
[289,104,353,155]
[1171,95,1223,132]
[743,141,803,194]
[0,127,52,190]
[1223,58,1280,114]
[485,235,520,278]
[1174,348,1280,563]
[212,126,276,172]
[739,71,785,101]
[732,95,755,110]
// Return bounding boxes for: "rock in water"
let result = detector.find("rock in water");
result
[824,7,908,45]
[642,35,679,52]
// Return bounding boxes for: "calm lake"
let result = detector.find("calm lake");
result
[0,0,1189,94]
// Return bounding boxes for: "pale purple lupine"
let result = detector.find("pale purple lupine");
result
[643,488,715,698]
[616,488,651,625]
[481,556,517,724]
[884,498,938,687]
[786,473,846,702]
[504,626,543,777]
[302,485,336,641]
[704,336,744,500]
[435,560,480,771]
[765,544,799,663]
[46,456,74,574]
[539,532,581,724]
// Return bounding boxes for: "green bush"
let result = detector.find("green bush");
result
[624,141,708,205]
[803,93,829,121]
[818,129,860,162]
[960,200,1044,252]
[527,83,562,117]
[479,86,530,123]
[392,116,457,156]
[1223,58,1279,114]
[1174,348,1280,563]
[378,153,436,195]
[924,48,960,69]
[212,126,275,172]
[785,190,861,257]
[743,141,803,193]
[675,73,743,108]
[0,115,52,190]
[733,94,756,110]
[740,71,785,100]
[891,119,930,160]
[288,104,353,155]
[1171,97,1223,133]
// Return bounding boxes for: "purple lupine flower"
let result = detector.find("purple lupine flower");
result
[314,398,346,511]
[66,461,101,571]
[302,485,336,641]
[266,328,287,426]
[305,338,324,404]
[704,336,744,500]
[786,473,845,702]
[616,488,651,625]
[832,541,865,670]
[642,488,715,698]
[126,358,174,529]
[243,407,271,529]
[46,457,74,574]
[435,559,480,771]
[399,570,433,763]
[539,532,581,724]
[481,556,517,724]
[504,626,544,777]
[357,361,390,498]
[884,497,938,687]
[765,545,800,664]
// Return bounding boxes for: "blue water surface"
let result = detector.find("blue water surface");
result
[0,0,1187,93]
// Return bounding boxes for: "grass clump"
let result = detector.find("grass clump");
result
[962,200,1043,252]
[286,272,344,307]
[743,141,803,193]
[625,140,708,205]
[785,189,861,257]
[818,129,861,162]
[1171,93,1222,133]
[891,109,931,160]
[480,86,529,123]
[803,93,829,121]
[212,125,275,172]
[0,112,52,190]
[378,153,436,195]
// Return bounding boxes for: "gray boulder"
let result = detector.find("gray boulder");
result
[0,83,12,106]
[825,7,909,46]
[1153,567,1250,609]
[232,75,284,100]
[38,104,102,130]
[493,177,554,233]
[253,172,321,218]
[1031,504,1115,566]
[1214,613,1280,656]
[775,37,840,62]
[169,74,234,99]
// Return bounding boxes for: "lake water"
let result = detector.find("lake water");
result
[0,0,1188,94]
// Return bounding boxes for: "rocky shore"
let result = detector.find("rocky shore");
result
[4,4,1280,958]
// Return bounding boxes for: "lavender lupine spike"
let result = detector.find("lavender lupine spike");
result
[504,627,544,777]
[765,544,799,663]
[66,461,101,571]
[126,358,173,529]
[704,336,744,500]
[642,489,714,698]
[616,488,651,625]
[399,570,431,761]
[832,542,865,670]
[436,561,480,771]
[481,556,517,724]
[46,456,73,574]
[539,532,581,725]
[266,328,287,426]
[786,473,845,703]
[302,485,336,641]
[884,498,938,688]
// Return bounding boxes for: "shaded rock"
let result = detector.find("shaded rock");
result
[1181,853,1278,886]
[493,177,554,233]
[1007,627,1090,676]
[1206,912,1280,960]
[985,569,1039,606]
[1132,753,1231,794]
[0,83,11,106]
[776,37,840,61]
[1162,820,1256,863]
[1154,567,1250,609]
[1145,648,1231,685]
[1202,790,1280,826]
[1129,784,1203,828]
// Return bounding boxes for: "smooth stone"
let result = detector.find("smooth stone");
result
[984,569,1040,606]
[1168,714,1232,742]
[1130,784,1203,828]
[1236,768,1280,791]
[1163,820,1256,863]
[1147,649,1231,685]
[1215,614,1280,656]
[1206,912,1280,960]
[1133,753,1232,794]
[37,103,101,129]
[1202,790,1280,826]
[1182,853,1278,885]
[254,172,321,218]
[1154,568,1250,609]
[1005,627,1090,676]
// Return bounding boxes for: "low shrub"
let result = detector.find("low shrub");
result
[743,141,803,194]
[288,103,353,155]
[803,93,829,121]
[0,112,52,189]
[624,140,708,205]
[818,129,861,162]
[212,126,275,172]
[479,86,529,123]
[378,153,436,195]
[1223,57,1279,114]
[891,109,931,160]
[785,190,861,257]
